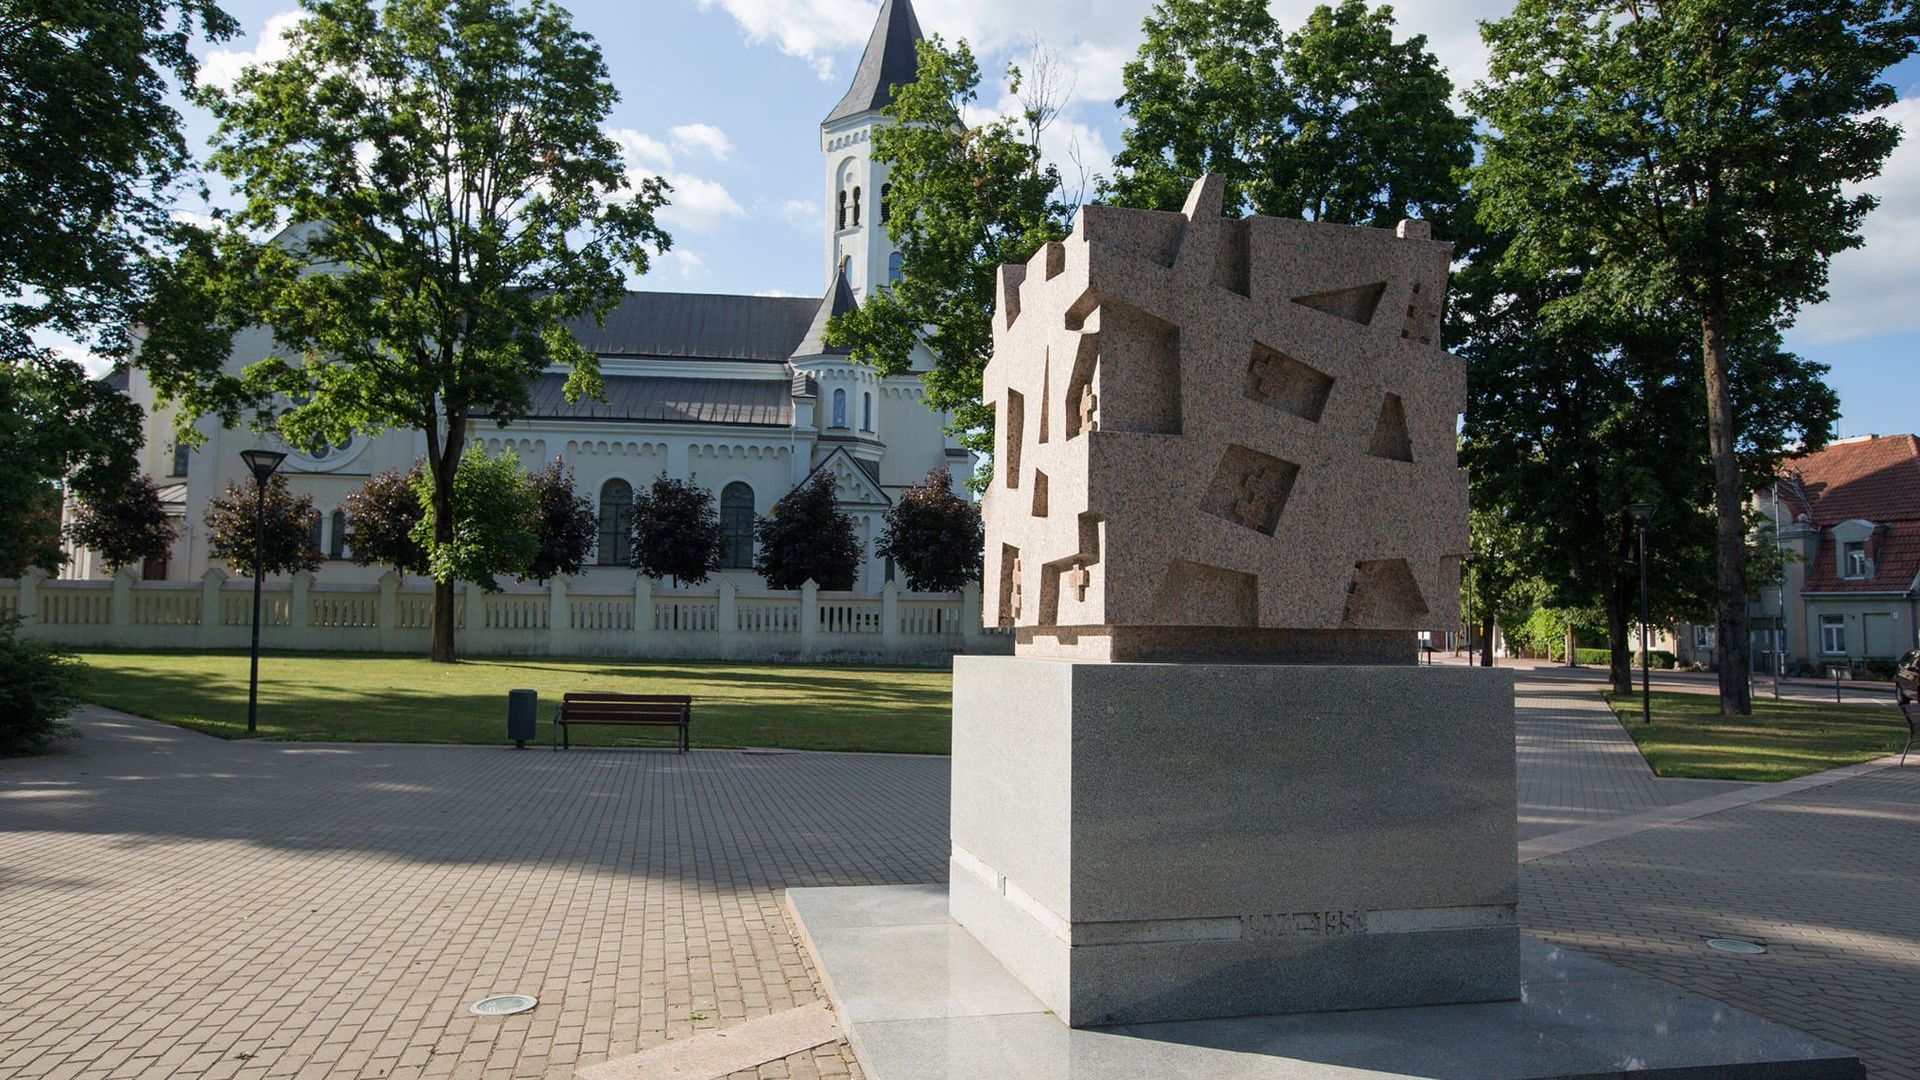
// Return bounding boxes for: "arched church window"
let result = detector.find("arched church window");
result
[887,252,903,284]
[851,187,862,226]
[837,191,847,230]
[862,392,873,431]
[880,184,891,224]
[720,483,755,569]
[329,509,348,559]
[306,516,323,559]
[832,388,848,428]
[597,478,633,566]
[171,442,190,477]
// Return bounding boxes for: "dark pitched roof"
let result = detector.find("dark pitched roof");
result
[101,366,130,392]
[1805,524,1920,594]
[823,0,924,125]
[565,291,821,362]
[793,266,858,358]
[503,373,793,428]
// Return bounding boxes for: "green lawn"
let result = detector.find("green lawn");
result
[1603,690,1908,781]
[73,650,954,754]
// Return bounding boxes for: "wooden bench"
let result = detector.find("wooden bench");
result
[553,693,692,752]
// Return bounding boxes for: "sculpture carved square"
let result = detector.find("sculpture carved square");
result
[981,174,1468,661]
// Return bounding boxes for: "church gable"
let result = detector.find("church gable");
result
[805,447,890,508]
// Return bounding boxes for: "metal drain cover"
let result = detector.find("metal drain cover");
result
[1706,937,1767,955]
[470,994,538,1016]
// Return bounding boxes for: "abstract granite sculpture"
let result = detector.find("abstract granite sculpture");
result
[979,173,1466,662]
[950,176,1518,1027]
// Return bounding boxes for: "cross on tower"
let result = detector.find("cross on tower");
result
[1076,386,1099,434]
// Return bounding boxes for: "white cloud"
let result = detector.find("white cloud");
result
[649,172,747,233]
[201,10,304,90]
[695,0,874,80]
[670,123,736,162]
[656,248,709,282]
[778,197,821,232]
[607,127,675,169]
[169,209,221,231]
[1789,98,1920,344]
[48,342,116,379]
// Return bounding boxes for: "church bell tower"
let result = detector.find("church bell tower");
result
[820,0,921,301]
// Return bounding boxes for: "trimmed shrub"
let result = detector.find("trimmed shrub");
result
[0,617,82,755]
[1575,647,1611,666]
[1649,650,1677,670]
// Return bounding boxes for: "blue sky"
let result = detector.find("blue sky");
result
[168,0,1917,438]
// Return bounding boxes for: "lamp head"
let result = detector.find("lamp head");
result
[240,448,287,485]
[1627,501,1656,528]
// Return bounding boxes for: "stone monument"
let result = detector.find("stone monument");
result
[951,173,1518,1026]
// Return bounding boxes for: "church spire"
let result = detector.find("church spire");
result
[793,262,859,359]
[823,0,924,126]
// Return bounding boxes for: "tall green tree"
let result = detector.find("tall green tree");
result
[824,36,1071,471]
[136,0,670,662]
[408,447,537,592]
[1107,0,1473,228]
[1469,0,1916,713]
[1,0,235,565]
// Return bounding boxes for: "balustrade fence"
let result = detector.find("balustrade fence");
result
[0,569,995,664]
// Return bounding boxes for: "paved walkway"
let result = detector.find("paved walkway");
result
[3,674,1916,1079]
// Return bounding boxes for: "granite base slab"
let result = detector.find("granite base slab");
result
[788,884,1864,1080]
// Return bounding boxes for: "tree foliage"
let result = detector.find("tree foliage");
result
[630,474,724,586]
[522,458,596,583]
[824,36,1071,469]
[0,617,83,756]
[877,467,982,592]
[1107,0,1473,228]
[755,473,861,591]
[136,0,670,661]
[408,448,537,592]
[66,473,177,572]
[346,464,429,577]
[204,474,323,577]
[0,357,144,576]
[1469,0,1915,712]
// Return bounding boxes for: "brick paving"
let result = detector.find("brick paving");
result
[3,676,1916,1079]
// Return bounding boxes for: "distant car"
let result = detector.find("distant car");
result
[1898,649,1920,704]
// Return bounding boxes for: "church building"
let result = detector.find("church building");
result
[73,0,961,591]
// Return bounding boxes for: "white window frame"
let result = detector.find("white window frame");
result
[1693,625,1716,649]
[1842,541,1868,579]
[1820,614,1847,656]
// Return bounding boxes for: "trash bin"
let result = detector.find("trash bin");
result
[507,689,537,749]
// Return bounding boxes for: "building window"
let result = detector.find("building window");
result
[720,483,755,569]
[1693,625,1716,649]
[851,186,862,226]
[1842,540,1869,579]
[862,392,873,432]
[306,516,323,558]
[887,251,903,284]
[880,183,891,224]
[1820,614,1847,655]
[832,388,847,428]
[837,191,847,230]
[171,442,190,477]
[329,509,348,559]
[598,478,633,566]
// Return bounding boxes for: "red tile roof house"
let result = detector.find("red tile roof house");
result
[1677,434,1920,676]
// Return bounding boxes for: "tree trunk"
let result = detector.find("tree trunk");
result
[427,411,467,665]
[1605,573,1634,698]
[1701,305,1750,715]
[1480,616,1495,666]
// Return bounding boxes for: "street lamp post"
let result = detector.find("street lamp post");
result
[239,449,287,734]
[1627,501,1656,725]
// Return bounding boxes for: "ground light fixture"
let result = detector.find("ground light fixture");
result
[469,994,538,1016]
[1706,937,1768,955]
[1627,501,1657,725]
[239,448,287,735]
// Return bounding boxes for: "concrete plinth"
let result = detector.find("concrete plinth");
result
[950,656,1518,1026]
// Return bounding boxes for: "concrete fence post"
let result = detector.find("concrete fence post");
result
[19,566,46,630]
[548,576,569,655]
[290,571,312,633]
[800,579,819,659]
[376,572,400,652]
[634,576,656,651]
[198,568,227,648]
[717,578,738,658]
[110,567,135,629]
[961,580,983,648]
[881,580,900,656]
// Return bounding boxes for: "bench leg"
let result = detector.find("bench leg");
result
[563,723,570,751]
[681,723,689,753]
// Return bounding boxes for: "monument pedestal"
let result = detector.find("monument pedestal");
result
[949,655,1518,1026]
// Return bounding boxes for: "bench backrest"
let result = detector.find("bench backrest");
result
[560,692,690,722]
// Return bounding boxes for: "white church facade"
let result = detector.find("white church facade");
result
[71,0,961,593]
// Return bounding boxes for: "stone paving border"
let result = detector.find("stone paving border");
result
[1520,755,1905,862]
[576,1003,841,1080]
